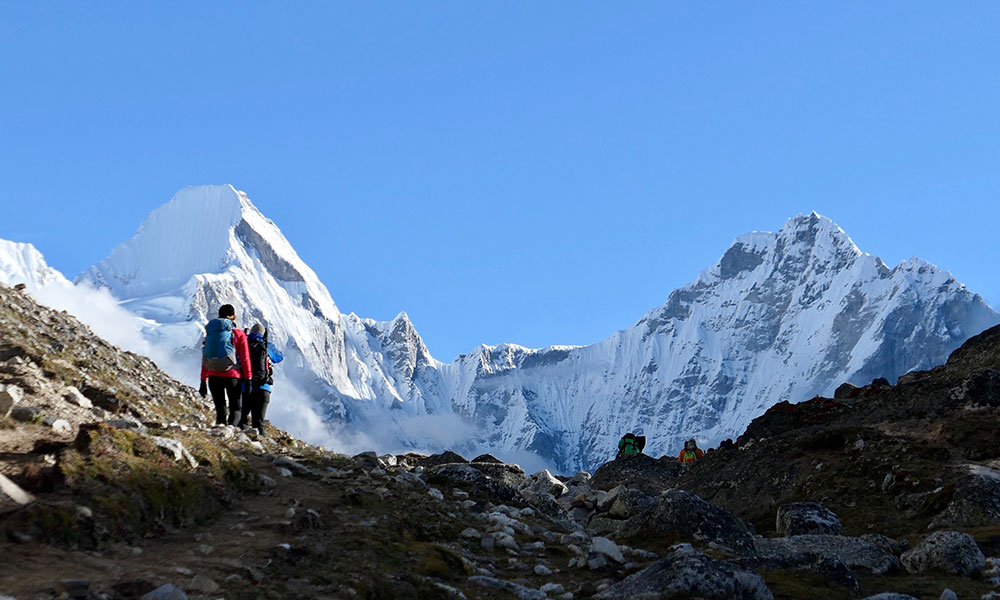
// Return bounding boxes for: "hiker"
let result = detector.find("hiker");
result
[617,432,646,458]
[677,438,704,464]
[237,323,283,436]
[198,304,252,426]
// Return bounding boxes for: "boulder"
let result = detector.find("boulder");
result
[520,469,568,499]
[900,530,985,576]
[10,404,40,423]
[62,386,93,409]
[351,451,380,471]
[776,502,842,536]
[0,384,24,418]
[593,545,773,600]
[416,451,469,468]
[624,489,756,556]
[929,468,1000,529]
[591,454,682,494]
[592,536,625,563]
[753,535,900,576]
[834,382,860,399]
[427,461,525,503]
[608,488,656,519]
[471,453,504,464]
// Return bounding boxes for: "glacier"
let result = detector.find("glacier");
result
[4,185,997,473]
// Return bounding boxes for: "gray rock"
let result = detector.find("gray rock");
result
[533,564,553,576]
[461,527,482,539]
[860,534,909,556]
[352,451,380,471]
[753,534,900,576]
[276,467,294,478]
[50,418,72,434]
[0,384,23,418]
[591,454,682,494]
[274,456,315,476]
[427,488,445,501]
[608,488,656,519]
[940,589,958,600]
[776,502,842,536]
[62,386,93,409]
[468,576,546,599]
[10,404,40,422]
[930,468,1000,529]
[593,545,773,600]
[139,584,187,600]
[540,582,564,594]
[592,536,625,563]
[151,436,198,468]
[520,469,568,499]
[624,489,756,556]
[188,575,219,594]
[0,473,35,506]
[258,473,277,488]
[900,530,985,576]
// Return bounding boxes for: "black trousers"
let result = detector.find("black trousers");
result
[239,388,270,433]
[208,376,242,425]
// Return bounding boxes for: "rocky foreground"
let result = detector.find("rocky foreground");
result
[3,284,1000,599]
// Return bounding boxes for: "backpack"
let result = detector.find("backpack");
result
[203,318,238,372]
[249,336,273,386]
[619,433,645,456]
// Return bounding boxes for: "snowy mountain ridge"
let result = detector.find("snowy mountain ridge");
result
[4,186,998,472]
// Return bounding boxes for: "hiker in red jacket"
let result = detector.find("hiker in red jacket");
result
[198,304,252,425]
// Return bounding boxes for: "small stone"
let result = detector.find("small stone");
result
[540,582,565,594]
[534,564,553,576]
[481,533,496,550]
[0,473,36,506]
[51,419,72,434]
[139,584,187,600]
[284,507,296,518]
[188,575,219,594]
[277,467,294,478]
[197,544,214,555]
[75,505,93,519]
[461,528,482,539]
[174,567,193,576]
[939,590,957,600]
[259,474,277,488]
[428,488,445,501]
[453,489,470,499]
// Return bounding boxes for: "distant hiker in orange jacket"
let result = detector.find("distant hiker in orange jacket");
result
[198,304,252,425]
[678,438,704,464]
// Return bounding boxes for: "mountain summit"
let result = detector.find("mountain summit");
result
[59,188,1000,470]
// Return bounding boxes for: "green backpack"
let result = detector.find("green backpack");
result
[618,433,645,456]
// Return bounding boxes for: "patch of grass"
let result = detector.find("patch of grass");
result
[40,424,261,547]
[762,569,853,600]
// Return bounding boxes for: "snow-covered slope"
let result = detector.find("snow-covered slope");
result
[73,188,1000,472]
[430,213,1000,471]
[0,239,72,292]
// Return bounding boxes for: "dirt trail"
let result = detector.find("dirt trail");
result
[1,451,332,599]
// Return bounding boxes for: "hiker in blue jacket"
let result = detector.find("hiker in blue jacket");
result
[238,323,284,436]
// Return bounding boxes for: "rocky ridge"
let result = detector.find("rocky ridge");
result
[4,282,1000,598]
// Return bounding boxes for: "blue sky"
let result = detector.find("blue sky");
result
[2,3,999,360]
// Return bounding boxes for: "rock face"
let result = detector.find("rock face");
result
[775,502,842,536]
[593,545,773,600]
[625,490,755,555]
[900,530,985,576]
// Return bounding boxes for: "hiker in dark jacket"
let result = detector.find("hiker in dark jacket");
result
[198,304,252,425]
[617,432,646,458]
[237,323,283,436]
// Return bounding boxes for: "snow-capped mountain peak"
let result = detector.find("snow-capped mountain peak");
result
[0,239,71,291]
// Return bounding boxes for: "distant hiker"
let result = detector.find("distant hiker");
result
[677,438,704,464]
[198,304,252,425]
[719,438,735,451]
[617,432,646,458]
[237,323,284,436]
